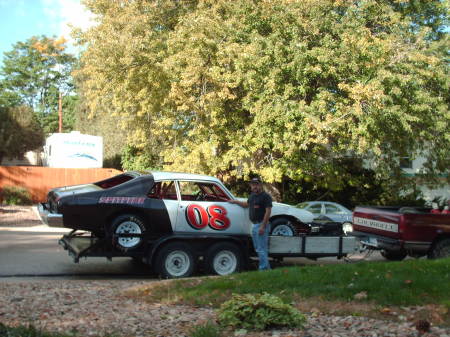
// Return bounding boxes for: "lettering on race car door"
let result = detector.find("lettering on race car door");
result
[185,204,231,231]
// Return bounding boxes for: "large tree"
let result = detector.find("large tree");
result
[0,105,44,163]
[75,0,449,192]
[0,35,77,134]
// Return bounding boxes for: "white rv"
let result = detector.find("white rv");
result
[43,131,103,168]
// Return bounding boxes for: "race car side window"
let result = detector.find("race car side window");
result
[148,181,178,200]
[179,181,230,202]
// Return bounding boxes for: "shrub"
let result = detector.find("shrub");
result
[0,185,33,205]
[217,293,305,331]
[189,322,222,337]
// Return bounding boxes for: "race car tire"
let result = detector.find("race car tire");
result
[155,242,195,279]
[428,238,450,259]
[380,249,407,261]
[270,217,297,236]
[205,242,242,276]
[111,214,146,251]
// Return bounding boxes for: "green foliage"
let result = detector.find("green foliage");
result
[189,322,222,337]
[75,0,449,191]
[143,258,450,308]
[217,293,305,331]
[0,105,44,164]
[0,323,73,337]
[0,35,77,134]
[0,186,33,205]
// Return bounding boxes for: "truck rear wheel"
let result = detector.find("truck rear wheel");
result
[205,242,242,276]
[111,214,146,251]
[428,238,450,259]
[381,249,407,261]
[155,242,195,278]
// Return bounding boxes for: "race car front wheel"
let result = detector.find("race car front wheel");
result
[270,217,297,236]
[111,214,146,251]
[155,242,195,279]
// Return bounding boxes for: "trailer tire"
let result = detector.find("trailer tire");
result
[270,218,297,236]
[205,242,242,276]
[428,238,450,259]
[111,214,146,251]
[155,242,195,279]
[381,249,407,261]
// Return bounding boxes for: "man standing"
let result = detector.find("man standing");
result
[229,177,272,270]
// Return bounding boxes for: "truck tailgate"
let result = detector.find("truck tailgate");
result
[353,206,402,239]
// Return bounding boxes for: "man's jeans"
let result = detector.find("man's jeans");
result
[251,222,271,270]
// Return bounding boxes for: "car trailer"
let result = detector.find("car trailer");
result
[57,229,357,278]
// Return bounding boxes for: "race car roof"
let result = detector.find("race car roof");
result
[149,171,223,184]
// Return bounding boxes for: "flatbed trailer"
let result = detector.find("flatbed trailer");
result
[58,230,357,278]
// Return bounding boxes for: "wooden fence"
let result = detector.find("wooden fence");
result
[0,166,122,203]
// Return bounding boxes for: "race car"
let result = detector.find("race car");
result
[38,171,315,251]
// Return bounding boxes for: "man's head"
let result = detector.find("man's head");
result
[249,177,263,193]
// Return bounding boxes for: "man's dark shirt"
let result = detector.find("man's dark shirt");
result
[248,192,273,223]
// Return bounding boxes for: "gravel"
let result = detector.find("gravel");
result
[1,205,449,337]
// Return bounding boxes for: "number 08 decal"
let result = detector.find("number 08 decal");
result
[185,204,231,231]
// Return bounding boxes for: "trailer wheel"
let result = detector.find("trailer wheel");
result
[155,242,195,279]
[428,238,450,259]
[381,249,407,261]
[205,242,242,276]
[111,214,146,251]
[270,218,297,236]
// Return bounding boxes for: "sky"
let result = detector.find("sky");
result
[0,0,95,62]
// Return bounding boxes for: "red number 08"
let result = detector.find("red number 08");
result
[185,204,231,231]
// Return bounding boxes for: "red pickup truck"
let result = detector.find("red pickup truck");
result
[352,206,450,261]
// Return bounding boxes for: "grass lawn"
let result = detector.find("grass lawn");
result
[126,257,450,325]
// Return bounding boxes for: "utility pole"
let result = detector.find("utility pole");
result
[58,91,62,133]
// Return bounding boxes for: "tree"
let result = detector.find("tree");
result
[0,105,44,164]
[75,0,449,195]
[0,35,77,133]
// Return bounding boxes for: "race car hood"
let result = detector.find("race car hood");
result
[272,202,314,224]
[236,198,315,224]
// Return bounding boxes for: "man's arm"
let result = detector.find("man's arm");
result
[259,207,272,234]
[228,199,248,208]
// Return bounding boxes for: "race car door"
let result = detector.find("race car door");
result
[175,180,250,235]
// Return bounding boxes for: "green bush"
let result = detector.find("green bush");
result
[189,322,222,337]
[0,185,33,205]
[217,293,305,331]
[0,323,72,337]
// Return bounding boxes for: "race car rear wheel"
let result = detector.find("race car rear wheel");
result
[205,242,242,276]
[111,214,146,251]
[270,217,297,236]
[155,242,195,279]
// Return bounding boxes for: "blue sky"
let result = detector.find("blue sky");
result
[0,0,94,62]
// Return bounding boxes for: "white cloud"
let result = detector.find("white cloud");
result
[41,0,95,49]
[56,0,96,39]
